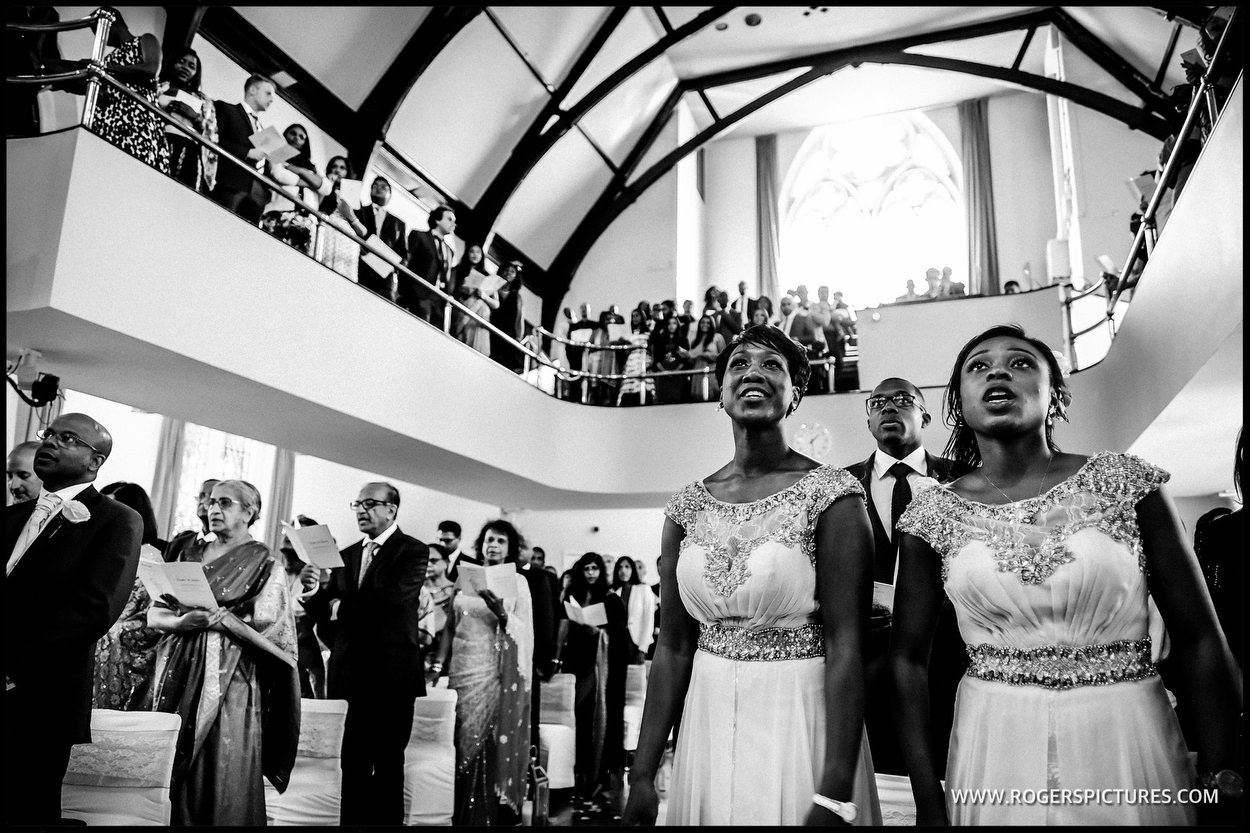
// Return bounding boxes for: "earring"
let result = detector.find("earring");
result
[716,400,725,412]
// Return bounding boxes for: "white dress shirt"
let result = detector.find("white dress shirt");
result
[870,446,929,546]
[7,482,92,575]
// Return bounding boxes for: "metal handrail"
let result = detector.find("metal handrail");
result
[6,9,109,33]
[1106,7,1240,312]
[8,50,859,398]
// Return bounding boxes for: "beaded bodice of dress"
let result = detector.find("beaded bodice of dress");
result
[898,452,1169,653]
[664,465,863,628]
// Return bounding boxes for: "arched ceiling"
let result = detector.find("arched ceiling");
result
[191,6,1209,324]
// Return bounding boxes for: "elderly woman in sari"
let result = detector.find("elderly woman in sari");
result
[148,479,300,826]
[433,519,534,825]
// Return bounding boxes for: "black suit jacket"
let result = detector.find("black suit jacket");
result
[844,450,966,577]
[304,526,428,700]
[4,486,142,744]
[212,101,266,195]
[405,229,451,291]
[355,204,409,264]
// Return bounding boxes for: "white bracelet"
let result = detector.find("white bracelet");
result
[812,793,857,823]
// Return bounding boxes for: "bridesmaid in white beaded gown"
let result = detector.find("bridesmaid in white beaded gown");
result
[623,325,881,826]
[891,325,1241,825]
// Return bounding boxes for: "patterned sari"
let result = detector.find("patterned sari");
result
[150,539,299,826]
[450,573,534,825]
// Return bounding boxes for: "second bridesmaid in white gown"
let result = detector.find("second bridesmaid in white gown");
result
[623,324,881,826]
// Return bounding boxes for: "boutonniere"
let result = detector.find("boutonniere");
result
[61,500,92,524]
[911,476,942,493]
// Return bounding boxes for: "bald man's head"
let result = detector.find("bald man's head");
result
[34,412,112,490]
[7,441,43,503]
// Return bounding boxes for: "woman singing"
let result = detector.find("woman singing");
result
[623,324,880,825]
[891,325,1241,824]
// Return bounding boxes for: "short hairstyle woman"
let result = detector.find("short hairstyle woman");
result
[713,324,811,397]
[473,518,522,564]
[215,478,262,527]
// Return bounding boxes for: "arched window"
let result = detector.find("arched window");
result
[779,113,965,308]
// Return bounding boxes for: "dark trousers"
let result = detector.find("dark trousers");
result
[212,180,267,224]
[865,603,967,779]
[864,615,905,776]
[340,690,416,825]
[5,719,74,825]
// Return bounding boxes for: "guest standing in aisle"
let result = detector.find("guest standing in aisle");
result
[5,413,143,825]
[303,482,429,825]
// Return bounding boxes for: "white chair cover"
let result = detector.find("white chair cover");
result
[61,709,182,826]
[403,687,457,826]
[538,673,578,789]
[264,698,348,826]
[623,664,648,751]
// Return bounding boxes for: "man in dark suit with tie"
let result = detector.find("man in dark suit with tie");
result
[211,74,276,224]
[5,413,143,825]
[302,481,428,826]
[354,177,409,302]
[843,378,968,779]
[405,204,457,325]
[729,280,758,321]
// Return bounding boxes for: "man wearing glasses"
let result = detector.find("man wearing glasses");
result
[5,413,143,825]
[843,379,968,782]
[302,482,428,826]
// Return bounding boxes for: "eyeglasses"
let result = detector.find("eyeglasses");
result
[38,429,102,454]
[207,497,238,510]
[349,499,393,511]
[865,393,924,413]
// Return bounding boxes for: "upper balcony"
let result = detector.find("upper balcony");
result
[6,11,1243,507]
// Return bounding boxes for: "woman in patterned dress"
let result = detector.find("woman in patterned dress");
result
[86,7,170,174]
[623,324,881,826]
[891,325,1241,825]
[148,480,299,826]
[156,46,217,192]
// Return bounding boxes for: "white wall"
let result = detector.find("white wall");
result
[508,506,665,580]
[988,93,1058,289]
[674,101,706,307]
[705,93,1063,300]
[290,453,502,556]
[702,136,756,294]
[569,115,681,315]
[1066,103,1164,286]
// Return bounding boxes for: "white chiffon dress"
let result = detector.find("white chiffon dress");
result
[898,452,1197,825]
[663,464,882,826]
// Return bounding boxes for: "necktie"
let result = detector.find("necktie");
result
[7,492,63,575]
[888,462,914,542]
[358,541,377,588]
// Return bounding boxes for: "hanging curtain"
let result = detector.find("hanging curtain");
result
[149,416,186,541]
[958,98,1001,295]
[755,135,782,305]
[262,448,297,551]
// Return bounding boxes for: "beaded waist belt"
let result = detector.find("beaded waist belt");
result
[965,637,1156,690]
[697,622,824,662]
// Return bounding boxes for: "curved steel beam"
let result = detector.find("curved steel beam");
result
[871,52,1173,139]
[350,6,483,172]
[1049,8,1173,118]
[687,8,1056,90]
[543,45,1175,316]
[543,64,840,319]
[471,6,732,238]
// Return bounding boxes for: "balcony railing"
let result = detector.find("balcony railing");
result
[1065,7,1241,367]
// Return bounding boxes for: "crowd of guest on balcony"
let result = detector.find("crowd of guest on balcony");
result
[11,4,1238,408]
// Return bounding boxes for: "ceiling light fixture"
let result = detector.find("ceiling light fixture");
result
[744,13,762,27]
[715,21,729,31]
